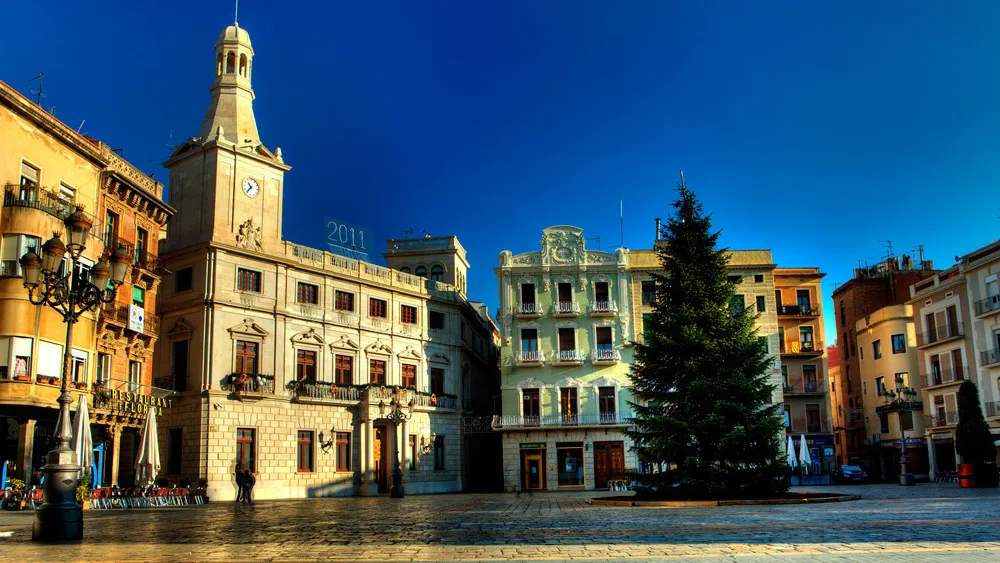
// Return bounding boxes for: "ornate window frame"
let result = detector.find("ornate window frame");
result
[227,318,269,383]
[291,328,325,381]
[555,376,585,417]
[329,335,360,385]
[428,353,450,395]
[364,340,394,386]
[397,344,424,389]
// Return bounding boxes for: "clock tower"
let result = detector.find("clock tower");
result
[162,22,290,254]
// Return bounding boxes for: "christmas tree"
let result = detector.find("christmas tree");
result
[628,173,787,499]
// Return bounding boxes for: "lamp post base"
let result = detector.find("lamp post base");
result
[899,471,915,486]
[389,464,404,498]
[31,449,82,542]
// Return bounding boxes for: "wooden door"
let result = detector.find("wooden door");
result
[374,426,388,493]
[594,441,625,489]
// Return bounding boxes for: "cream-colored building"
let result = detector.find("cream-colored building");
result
[907,266,971,478]
[774,268,835,475]
[854,304,926,479]
[958,240,1000,459]
[156,23,497,500]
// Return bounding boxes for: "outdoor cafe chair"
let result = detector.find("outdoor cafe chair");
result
[28,488,43,510]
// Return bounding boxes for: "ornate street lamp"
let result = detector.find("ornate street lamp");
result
[378,392,413,499]
[20,206,128,542]
[882,376,920,487]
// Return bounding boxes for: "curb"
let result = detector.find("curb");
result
[585,493,862,507]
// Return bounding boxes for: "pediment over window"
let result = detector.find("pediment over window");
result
[398,345,423,360]
[291,328,325,345]
[167,318,194,339]
[330,334,360,351]
[517,377,544,390]
[555,376,585,389]
[590,375,621,388]
[365,340,393,356]
[228,318,269,337]
[428,353,450,365]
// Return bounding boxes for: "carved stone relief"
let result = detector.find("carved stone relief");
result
[236,217,263,252]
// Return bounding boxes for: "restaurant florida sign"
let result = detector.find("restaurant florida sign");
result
[94,388,172,416]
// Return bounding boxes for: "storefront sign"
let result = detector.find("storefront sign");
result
[520,443,545,449]
[129,305,145,333]
[96,389,171,416]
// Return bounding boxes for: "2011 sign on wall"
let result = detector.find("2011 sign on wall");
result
[325,218,372,262]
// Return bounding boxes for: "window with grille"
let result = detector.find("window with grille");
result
[335,355,353,385]
[401,363,416,388]
[401,305,417,324]
[237,268,261,292]
[297,431,314,472]
[431,367,444,395]
[297,282,318,304]
[370,359,386,385]
[335,291,354,312]
[369,298,387,318]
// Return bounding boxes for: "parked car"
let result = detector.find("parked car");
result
[833,465,868,483]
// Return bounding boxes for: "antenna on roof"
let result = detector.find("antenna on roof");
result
[400,229,414,237]
[619,199,624,249]
[29,73,44,106]
[76,120,86,134]
[234,0,239,25]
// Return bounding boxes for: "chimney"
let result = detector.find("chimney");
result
[655,218,661,241]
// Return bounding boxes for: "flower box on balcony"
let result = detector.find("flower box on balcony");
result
[13,374,31,382]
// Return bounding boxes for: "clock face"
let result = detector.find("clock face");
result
[242,177,260,197]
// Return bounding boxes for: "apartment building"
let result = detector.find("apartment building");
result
[494,226,634,491]
[907,266,971,478]
[775,268,835,475]
[854,304,926,480]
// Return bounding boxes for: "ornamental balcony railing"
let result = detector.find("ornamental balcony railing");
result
[132,248,161,273]
[777,304,820,317]
[552,301,581,316]
[293,382,362,402]
[921,367,969,388]
[515,302,544,317]
[515,350,543,366]
[221,374,276,397]
[981,348,1000,368]
[785,420,833,434]
[783,380,828,395]
[925,412,959,428]
[916,323,965,347]
[985,400,1000,419]
[360,385,456,409]
[100,302,161,336]
[974,295,1000,317]
[491,413,629,429]
[3,184,75,220]
[592,348,621,364]
[554,349,585,364]
[781,340,824,355]
[590,301,618,315]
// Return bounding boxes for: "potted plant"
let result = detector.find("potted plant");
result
[76,474,91,509]
[7,478,26,510]
[13,373,31,382]
[955,380,998,488]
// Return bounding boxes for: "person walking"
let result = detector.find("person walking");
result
[242,469,256,507]
[234,466,245,509]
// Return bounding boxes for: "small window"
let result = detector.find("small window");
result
[891,334,906,354]
[369,298,387,318]
[401,305,417,324]
[335,291,354,312]
[335,354,353,385]
[429,311,445,330]
[400,267,411,274]
[431,367,445,395]
[409,435,417,470]
[415,266,427,277]
[132,286,145,307]
[96,352,111,384]
[20,161,39,188]
[520,283,536,305]
[756,295,766,313]
[754,274,764,283]
[235,340,258,374]
[873,339,882,360]
[434,435,445,470]
[237,268,261,292]
[296,349,317,382]
[236,428,256,471]
[370,359,386,385]
[401,363,417,388]
[336,432,350,471]
[641,280,656,305]
[297,282,319,305]
[175,267,193,292]
[430,265,444,282]
[128,360,142,392]
[58,183,75,203]
[297,431,314,472]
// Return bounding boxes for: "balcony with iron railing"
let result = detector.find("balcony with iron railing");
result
[780,340,824,356]
[3,184,75,221]
[921,367,969,389]
[491,412,629,430]
[100,302,160,336]
[590,300,618,316]
[985,400,1000,419]
[784,420,833,434]
[777,304,821,318]
[220,373,276,399]
[515,350,544,367]
[592,348,621,365]
[783,379,828,396]
[925,412,959,428]
[552,301,581,317]
[293,381,362,404]
[916,322,965,348]
[981,348,1000,368]
[974,295,1000,317]
[515,302,544,318]
[132,248,161,274]
[553,349,585,365]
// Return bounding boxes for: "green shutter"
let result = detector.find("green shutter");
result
[132,286,144,304]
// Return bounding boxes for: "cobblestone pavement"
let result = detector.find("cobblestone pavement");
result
[1,484,998,562]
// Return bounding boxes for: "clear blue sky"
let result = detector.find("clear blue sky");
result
[5,1,1000,341]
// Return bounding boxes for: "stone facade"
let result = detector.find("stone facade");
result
[155,24,496,500]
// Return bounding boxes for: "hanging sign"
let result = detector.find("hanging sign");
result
[129,305,145,332]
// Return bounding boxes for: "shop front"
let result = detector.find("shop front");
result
[556,442,585,488]
[519,443,546,491]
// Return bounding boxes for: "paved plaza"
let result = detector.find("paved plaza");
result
[1,484,999,562]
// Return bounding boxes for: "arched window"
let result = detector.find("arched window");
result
[226,52,236,74]
[239,54,248,77]
[216,53,224,76]
[430,265,444,282]
[414,266,427,278]
[400,267,411,274]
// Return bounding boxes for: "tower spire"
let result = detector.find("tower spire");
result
[235,0,239,26]
[198,23,260,144]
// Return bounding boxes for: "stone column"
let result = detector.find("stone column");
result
[400,418,408,491]
[926,435,937,480]
[17,419,36,485]
[363,418,377,496]
[109,424,123,486]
